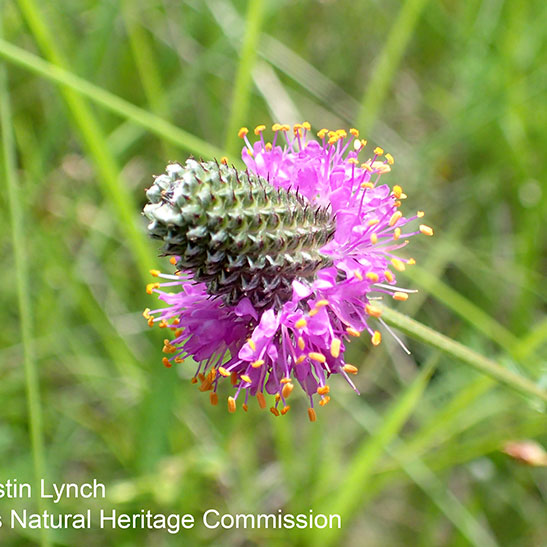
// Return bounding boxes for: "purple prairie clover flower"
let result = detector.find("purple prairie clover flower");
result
[143,123,433,421]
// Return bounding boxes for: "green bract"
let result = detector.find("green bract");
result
[144,160,335,309]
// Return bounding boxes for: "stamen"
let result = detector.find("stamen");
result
[309,352,326,363]
[295,318,307,329]
[329,338,341,358]
[343,364,358,374]
[419,224,434,236]
[346,327,361,337]
[366,272,379,282]
[393,292,409,301]
[391,258,406,272]
[317,385,330,395]
[308,408,317,422]
[227,396,236,413]
[251,359,265,368]
[210,392,218,406]
[270,407,280,417]
[371,331,382,346]
[365,304,382,317]
[282,382,294,398]
[257,392,266,409]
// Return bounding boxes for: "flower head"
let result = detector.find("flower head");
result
[143,124,433,420]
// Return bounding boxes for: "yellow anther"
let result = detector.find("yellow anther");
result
[242,403,248,412]
[328,131,337,139]
[394,200,402,207]
[220,156,228,165]
[218,367,230,377]
[298,336,305,350]
[146,282,160,294]
[361,163,373,172]
[360,139,368,148]
[302,121,311,131]
[367,219,380,227]
[394,227,401,240]
[328,137,338,146]
[149,269,161,277]
[385,269,395,282]
[158,320,169,328]
[316,300,329,308]
[296,355,306,364]
[191,377,198,384]
[336,129,347,138]
[282,382,294,398]
[393,185,403,198]
[227,396,236,413]
[265,142,272,151]
[293,123,303,130]
[240,374,252,383]
[148,317,155,327]
[365,304,382,318]
[391,258,406,272]
[252,359,265,368]
[257,392,266,409]
[317,385,330,395]
[280,377,291,384]
[143,308,151,319]
[370,233,378,244]
[309,352,326,363]
[343,364,358,374]
[174,328,183,337]
[389,211,403,226]
[272,123,282,132]
[254,124,266,135]
[417,210,425,218]
[270,407,280,417]
[371,331,382,346]
[308,308,319,317]
[308,408,317,422]
[319,396,331,406]
[238,127,249,138]
[348,158,359,165]
[210,392,218,406]
[346,327,361,337]
[385,153,394,165]
[281,406,290,415]
[420,224,434,236]
[162,343,176,354]
[366,272,379,282]
[295,318,308,329]
[174,357,184,364]
[169,256,177,265]
[231,372,238,385]
[350,128,359,137]
[361,181,375,189]
[210,368,217,380]
[248,338,256,351]
[354,269,363,281]
[330,338,342,358]
[162,357,172,368]
[275,393,281,402]
[374,146,384,155]
[393,292,409,301]
[281,124,290,131]
[408,258,416,265]
[317,128,329,139]
[372,161,391,174]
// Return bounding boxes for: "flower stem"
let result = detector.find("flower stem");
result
[379,306,547,404]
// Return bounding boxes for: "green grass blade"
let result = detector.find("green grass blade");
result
[314,358,437,545]
[224,0,266,155]
[357,0,430,132]
[0,37,227,162]
[380,306,547,403]
[0,20,49,547]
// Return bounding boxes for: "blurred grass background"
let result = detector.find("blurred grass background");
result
[0,0,546,545]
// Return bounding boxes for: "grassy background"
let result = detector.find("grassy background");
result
[1,0,546,545]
